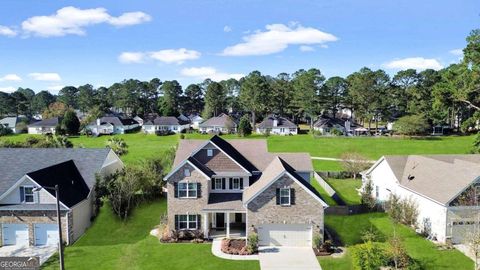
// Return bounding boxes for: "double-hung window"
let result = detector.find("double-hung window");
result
[232,178,241,190]
[280,188,291,205]
[23,186,34,203]
[178,215,198,229]
[214,178,223,190]
[178,182,197,198]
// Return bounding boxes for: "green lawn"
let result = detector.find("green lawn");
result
[310,178,337,206]
[319,213,473,270]
[325,179,362,205]
[42,199,260,270]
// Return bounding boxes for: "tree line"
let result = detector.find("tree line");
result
[1,29,479,131]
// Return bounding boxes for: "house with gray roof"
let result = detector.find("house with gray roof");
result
[363,154,480,244]
[86,116,139,135]
[199,113,238,134]
[142,116,190,134]
[0,148,123,247]
[188,114,204,130]
[256,115,298,135]
[313,115,360,136]
[27,117,61,135]
[163,135,327,247]
[0,117,25,134]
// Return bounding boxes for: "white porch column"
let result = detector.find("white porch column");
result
[226,212,230,238]
[203,213,208,238]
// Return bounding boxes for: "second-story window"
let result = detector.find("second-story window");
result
[214,178,223,190]
[22,186,34,203]
[280,188,291,205]
[178,182,197,198]
[232,178,241,190]
[207,149,213,157]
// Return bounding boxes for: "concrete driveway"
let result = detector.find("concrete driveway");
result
[258,246,322,270]
[0,245,57,264]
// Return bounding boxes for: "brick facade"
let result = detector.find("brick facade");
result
[193,144,243,172]
[246,174,324,236]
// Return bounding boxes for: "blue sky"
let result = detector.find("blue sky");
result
[0,0,478,93]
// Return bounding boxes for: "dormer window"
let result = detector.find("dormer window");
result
[20,186,34,203]
[207,149,213,157]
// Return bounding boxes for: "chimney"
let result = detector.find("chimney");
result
[96,118,101,126]
[273,119,278,127]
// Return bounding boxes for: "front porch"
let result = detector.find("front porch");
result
[202,212,246,239]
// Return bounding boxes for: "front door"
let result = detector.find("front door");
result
[216,213,225,228]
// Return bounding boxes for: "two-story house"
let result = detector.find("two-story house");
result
[164,135,328,247]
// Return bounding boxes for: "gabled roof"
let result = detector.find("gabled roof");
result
[145,116,189,126]
[243,157,327,207]
[210,135,258,172]
[28,117,61,127]
[257,115,297,129]
[204,193,244,211]
[89,116,138,127]
[187,156,215,177]
[199,113,237,128]
[313,115,348,128]
[373,155,480,205]
[0,117,19,128]
[27,160,90,208]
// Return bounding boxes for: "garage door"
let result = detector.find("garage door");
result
[451,221,476,244]
[34,224,59,246]
[2,224,29,246]
[258,224,312,247]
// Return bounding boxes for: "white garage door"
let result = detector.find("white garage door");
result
[34,224,59,246]
[2,224,29,246]
[451,221,476,244]
[258,224,312,247]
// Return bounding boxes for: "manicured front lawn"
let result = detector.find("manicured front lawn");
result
[319,213,473,270]
[325,179,362,205]
[42,199,260,270]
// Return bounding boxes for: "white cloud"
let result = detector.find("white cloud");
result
[21,6,151,37]
[223,25,232,32]
[149,48,201,64]
[0,74,22,81]
[221,22,338,56]
[0,26,17,37]
[0,86,16,93]
[449,48,463,56]
[118,52,146,63]
[181,66,244,81]
[28,72,62,81]
[299,45,315,52]
[383,57,444,70]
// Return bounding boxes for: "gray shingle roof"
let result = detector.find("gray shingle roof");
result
[199,114,237,128]
[89,116,138,127]
[0,148,112,196]
[313,116,348,128]
[0,117,19,129]
[28,117,61,127]
[204,193,244,211]
[257,115,297,129]
[146,116,188,126]
[0,204,68,211]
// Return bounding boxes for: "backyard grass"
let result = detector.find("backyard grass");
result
[42,199,260,270]
[318,213,473,270]
[325,179,362,205]
[310,178,337,206]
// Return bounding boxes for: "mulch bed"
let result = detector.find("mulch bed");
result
[221,239,253,255]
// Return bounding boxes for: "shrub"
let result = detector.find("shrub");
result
[106,137,128,156]
[393,115,430,136]
[330,128,344,136]
[246,232,259,254]
[387,234,410,269]
[238,115,252,137]
[387,194,419,227]
[361,227,378,243]
[0,125,13,136]
[180,134,185,139]
[340,152,371,179]
[62,110,80,135]
[312,232,323,249]
[361,178,376,210]
[351,241,386,270]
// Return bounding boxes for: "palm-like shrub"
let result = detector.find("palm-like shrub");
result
[106,137,128,156]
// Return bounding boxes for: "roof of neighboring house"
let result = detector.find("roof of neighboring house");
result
[144,116,189,126]
[188,114,204,122]
[313,115,355,128]
[243,157,327,206]
[174,138,313,172]
[204,193,244,211]
[178,114,190,123]
[257,115,297,129]
[0,148,113,195]
[89,116,138,127]
[27,160,90,208]
[0,117,19,129]
[378,155,480,205]
[199,113,237,128]
[28,117,61,127]
[0,204,68,211]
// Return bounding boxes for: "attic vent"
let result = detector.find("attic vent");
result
[407,175,415,181]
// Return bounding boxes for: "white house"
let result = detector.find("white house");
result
[133,116,144,126]
[27,117,60,135]
[199,113,237,134]
[86,116,139,136]
[142,116,190,134]
[363,155,480,244]
[188,114,204,130]
[313,115,358,135]
[0,117,24,134]
[256,115,298,135]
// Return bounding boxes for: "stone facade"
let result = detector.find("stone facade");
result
[167,163,210,231]
[246,174,324,236]
[0,210,70,246]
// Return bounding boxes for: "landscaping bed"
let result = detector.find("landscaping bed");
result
[221,239,252,255]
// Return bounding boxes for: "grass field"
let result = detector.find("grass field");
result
[42,199,260,270]
[325,179,362,205]
[318,213,473,270]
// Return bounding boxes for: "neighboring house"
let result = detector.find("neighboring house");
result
[188,114,204,130]
[133,116,144,126]
[0,148,123,246]
[142,116,190,134]
[199,113,238,134]
[363,155,480,244]
[256,115,298,135]
[0,117,24,134]
[313,116,357,135]
[27,118,61,135]
[164,135,327,247]
[86,116,139,135]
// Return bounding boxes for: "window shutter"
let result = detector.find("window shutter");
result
[290,188,295,205]
[212,180,216,190]
[197,183,201,198]
[174,183,178,198]
[240,178,244,189]
[19,186,25,203]
[222,178,226,189]
[229,178,233,190]
[197,215,201,229]
[174,215,179,230]
[276,188,280,205]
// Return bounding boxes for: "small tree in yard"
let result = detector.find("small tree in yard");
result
[341,152,370,179]
[361,178,376,210]
[106,137,128,156]
[387,232,409,269]
[238,115,252,137]
[247,232,259,254]
[62,109,80,135]
[393,114,430,136]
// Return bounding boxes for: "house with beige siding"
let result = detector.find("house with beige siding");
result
[164,135,327,247]
[363,155,480,244]
[0,148,123,247]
